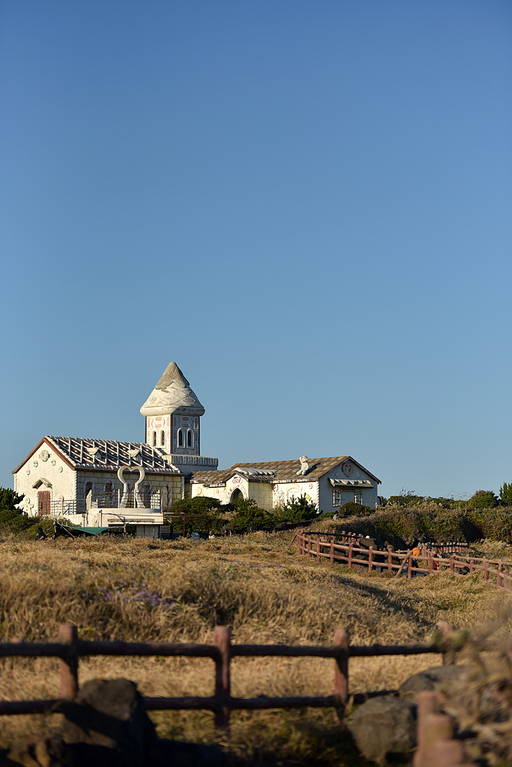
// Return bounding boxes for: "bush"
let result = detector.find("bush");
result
[229,499,275,534]
[338,501,373,518]
[0,506,54,539]
[0,488,24,510]
[276,495,318,523]
[467,490,500,509]
[170,496,223,515]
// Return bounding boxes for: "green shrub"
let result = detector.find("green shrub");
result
[229,499,275,534]
[0,506,54,539]
[0,488,24,510]
[276,495,318,523]
[338,501,373,518]
[170,496,223,515]
[467,490,500,509]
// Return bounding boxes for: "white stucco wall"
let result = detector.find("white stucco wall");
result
[14,444,76,516]
[319,462,379,512]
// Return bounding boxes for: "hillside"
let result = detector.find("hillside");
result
[0,531,511,765]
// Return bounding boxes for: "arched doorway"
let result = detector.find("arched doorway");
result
[230,488,243,504]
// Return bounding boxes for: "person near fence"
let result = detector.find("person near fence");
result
[411,544,421,572]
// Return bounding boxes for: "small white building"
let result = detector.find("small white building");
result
[190,455,380,512]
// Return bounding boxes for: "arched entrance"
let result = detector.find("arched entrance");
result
[230,488,243,503]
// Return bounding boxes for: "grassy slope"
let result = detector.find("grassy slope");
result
[0,530,511,765]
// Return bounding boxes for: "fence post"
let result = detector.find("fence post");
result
[449,555,454,573]
[483,558,488,582]
[58,623,79,699]
[348,540,353,569]
[333,627,349,720]
[497,561,503,589]
[330,537,334,565]
[213,626,231,730]
[368,547,373,573]
[316,534,320,563]
[307,535,312,559]
[407,553,412,579]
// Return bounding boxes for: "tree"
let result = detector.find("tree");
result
[499,482,512,506]
[0,487,24,510]
[467,490,500,509]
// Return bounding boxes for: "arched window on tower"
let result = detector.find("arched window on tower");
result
[152,431,157,447]
[187,429,193,448]
[177,429,184,448]
[160,431,165,446]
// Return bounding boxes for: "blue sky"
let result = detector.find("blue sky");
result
[1,0,511,500]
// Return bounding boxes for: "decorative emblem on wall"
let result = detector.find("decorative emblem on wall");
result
[33,460,38,467]
[342,462,353,477]
[59,467,63,473]
[51,460,56,466]
[39,450,50,462]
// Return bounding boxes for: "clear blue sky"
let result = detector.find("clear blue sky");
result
[1,0,511,500]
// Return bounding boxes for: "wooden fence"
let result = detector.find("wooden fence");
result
[296,531,512,591]
[0,623,449,729]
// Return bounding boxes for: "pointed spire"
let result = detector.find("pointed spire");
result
[140,362,205,417]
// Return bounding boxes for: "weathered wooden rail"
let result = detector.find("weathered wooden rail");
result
[0,623,448,729]
[297,531,512,592]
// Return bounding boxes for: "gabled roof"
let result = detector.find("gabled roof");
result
[191,456,380,486]
[140,361,205,417]
[12,436,182,475]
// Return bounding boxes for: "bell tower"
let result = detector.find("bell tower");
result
[140,362,218,473]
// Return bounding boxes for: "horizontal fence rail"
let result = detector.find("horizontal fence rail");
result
[0,624,450,728]
[297,532,512,592]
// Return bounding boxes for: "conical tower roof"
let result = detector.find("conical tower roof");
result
[140,362,205,417]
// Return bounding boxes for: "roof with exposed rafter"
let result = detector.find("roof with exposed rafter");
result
[12,436,182,475]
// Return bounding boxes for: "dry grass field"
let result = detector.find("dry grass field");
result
[1,530,511,766]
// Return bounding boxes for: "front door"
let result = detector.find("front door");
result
[38,491,51,516]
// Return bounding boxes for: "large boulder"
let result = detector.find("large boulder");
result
[1,679,227,767]
[349,696,417,764]
[398,665,468,702]
[60,678,157,766]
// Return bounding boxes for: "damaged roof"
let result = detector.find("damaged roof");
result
[13,436,182,475]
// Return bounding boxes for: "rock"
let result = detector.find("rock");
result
[349,696,416,764]
[3,736,71,767]
[398,665,468,702]
[60,678,158,766]
[2,679,228,767]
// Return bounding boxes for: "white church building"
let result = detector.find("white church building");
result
[12,362,380,531]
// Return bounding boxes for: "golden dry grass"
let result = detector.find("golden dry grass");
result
[0,531,511,765]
